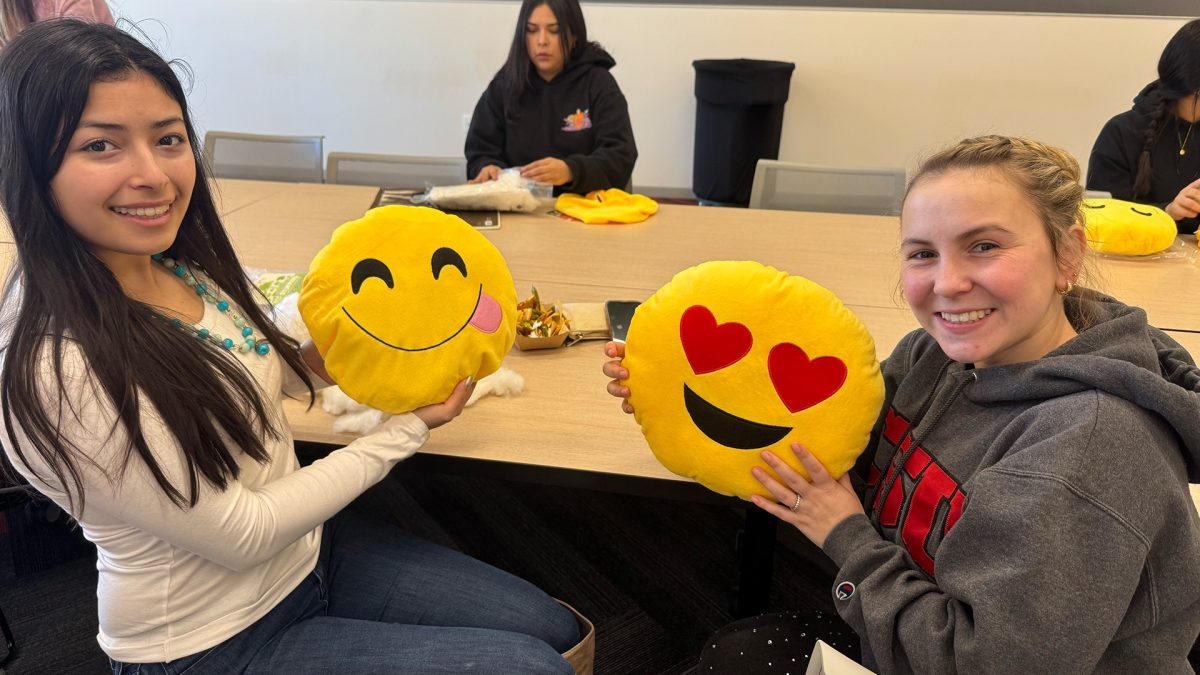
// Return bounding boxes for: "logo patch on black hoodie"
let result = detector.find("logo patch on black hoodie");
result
[562,109,592,132]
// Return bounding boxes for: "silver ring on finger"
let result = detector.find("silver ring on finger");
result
[789,493,802,512]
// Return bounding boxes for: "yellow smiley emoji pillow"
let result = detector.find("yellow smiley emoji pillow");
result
[624,261,884,500]
[299,205,517,413]
[1082,198,1176,256]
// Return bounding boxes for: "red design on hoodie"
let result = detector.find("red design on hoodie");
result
[870,406,967,577]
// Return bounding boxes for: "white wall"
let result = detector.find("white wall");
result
[111,0,1189,191]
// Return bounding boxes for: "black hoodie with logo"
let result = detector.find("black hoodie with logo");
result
[1087,81,1200,234]
[465,44,637,195]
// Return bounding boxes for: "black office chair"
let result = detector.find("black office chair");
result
[0,599,13,670]
[0,480,89,670]
[0,484,36,669]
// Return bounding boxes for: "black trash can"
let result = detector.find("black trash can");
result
[692,59,795,206]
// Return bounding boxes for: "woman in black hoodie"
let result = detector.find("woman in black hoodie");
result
[465,0,637,195]
[1087,19,1200,234]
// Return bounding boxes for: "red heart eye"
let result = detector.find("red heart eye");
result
[679,305,752,375]
[767,343,847,413]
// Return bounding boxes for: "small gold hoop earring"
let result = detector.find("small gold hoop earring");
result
[1058,280,1075,296]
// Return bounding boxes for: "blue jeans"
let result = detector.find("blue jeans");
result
[111,510,577,674]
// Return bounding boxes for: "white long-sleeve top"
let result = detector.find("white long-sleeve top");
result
[1,300,429,663]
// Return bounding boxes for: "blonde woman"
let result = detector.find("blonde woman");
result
[607,136,1200,673]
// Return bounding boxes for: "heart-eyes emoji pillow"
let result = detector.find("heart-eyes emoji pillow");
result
[299,205,517,413]
[623,261,884,499]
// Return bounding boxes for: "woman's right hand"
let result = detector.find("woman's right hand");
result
[1166,178,1200,220]
[601,341,634,415]
[469,165,502,184]
[413,378,474,429]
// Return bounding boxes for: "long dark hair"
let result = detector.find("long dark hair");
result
[0,0,34,47]
[0,20,313,511]
[499,0,590,114]
[1133,19,1200,198]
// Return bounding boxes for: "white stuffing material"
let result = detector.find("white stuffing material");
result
[322,366,525,435]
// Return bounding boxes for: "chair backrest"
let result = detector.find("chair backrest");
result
[326,152,466,189]
[749,160,907,216]
[203,131,324,183]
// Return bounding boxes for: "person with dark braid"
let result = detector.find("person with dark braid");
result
[1088,19,1200,235]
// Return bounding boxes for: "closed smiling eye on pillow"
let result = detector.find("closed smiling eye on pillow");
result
[623,260,884,500]
[299,205,517,414]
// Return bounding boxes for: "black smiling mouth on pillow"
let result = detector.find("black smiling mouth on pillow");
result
[683,384,792,449]
[340,248,482,352]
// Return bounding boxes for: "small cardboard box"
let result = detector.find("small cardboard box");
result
[514,332,569,351]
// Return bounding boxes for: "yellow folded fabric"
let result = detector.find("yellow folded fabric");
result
[555,189,659,224]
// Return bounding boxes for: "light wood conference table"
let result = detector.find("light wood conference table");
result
[2,179,1200,603]
[211,179,1200,521]
[216,180,939,615]
[216,180,927,488]
[1,182,1197,505]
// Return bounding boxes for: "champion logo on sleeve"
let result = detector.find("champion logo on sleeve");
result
[562,109,592,131]
[835,581,856,601]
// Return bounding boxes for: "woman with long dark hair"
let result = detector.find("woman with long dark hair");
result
[0,20,587,674]
[465,0,637,194]
[1088,19,1200,234]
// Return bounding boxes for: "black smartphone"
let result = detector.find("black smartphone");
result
[604,300,640,343]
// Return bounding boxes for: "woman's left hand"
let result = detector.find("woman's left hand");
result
[521,157,572,186]
[412,378,475,430]
[750,443,865,549]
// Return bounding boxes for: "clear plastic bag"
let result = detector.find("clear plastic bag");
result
[412,168,551,212]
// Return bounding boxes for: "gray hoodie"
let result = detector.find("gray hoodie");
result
[824,290,1200,674]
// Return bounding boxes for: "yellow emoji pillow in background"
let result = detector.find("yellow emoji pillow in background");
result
[299,205,517,413]
[1082,198,1176,256]
[624,261,884,500]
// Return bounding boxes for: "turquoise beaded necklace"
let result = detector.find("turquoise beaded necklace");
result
[150,253,271,357]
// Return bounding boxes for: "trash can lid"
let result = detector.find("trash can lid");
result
[693,59,795,105]
[692,59,796,75]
